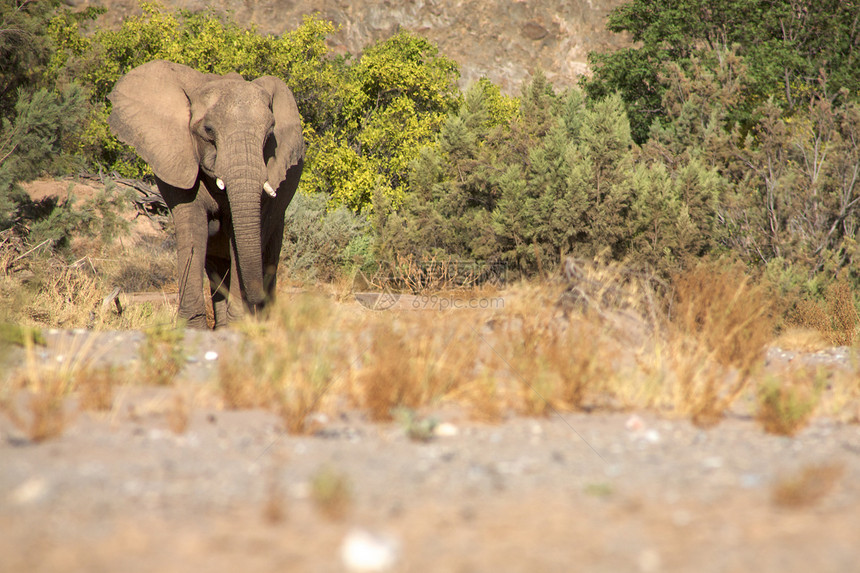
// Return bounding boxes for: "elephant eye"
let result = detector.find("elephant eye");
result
[199,124,215,143]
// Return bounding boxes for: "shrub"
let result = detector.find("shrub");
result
[281,191,373,284]
[756,368,823,437]
[772,462,844,508]
[0,85,89,232]
[583,0,860,142]
[789,276,859,346]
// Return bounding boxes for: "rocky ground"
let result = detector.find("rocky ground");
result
[2,323,860,572]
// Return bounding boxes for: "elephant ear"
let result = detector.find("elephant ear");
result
[108,60,205,189]
[253,76,305,190]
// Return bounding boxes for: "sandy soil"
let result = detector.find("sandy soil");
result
[2,325,860,573]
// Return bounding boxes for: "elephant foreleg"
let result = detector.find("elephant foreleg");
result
[261,160,302,303]
[158,180,209,329]
[225,240,246,324]
[262,220,284,302]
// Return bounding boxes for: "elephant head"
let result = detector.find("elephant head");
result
[108,60,304,323]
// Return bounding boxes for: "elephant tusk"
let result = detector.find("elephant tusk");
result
[216,178,225,190]
[263,181,276,197]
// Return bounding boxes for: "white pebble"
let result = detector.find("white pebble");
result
[289,481,310,500]
[638,548,662,573]
[10,477,48,505]
[341,528,400,572]
[434,422,459,437]
[643,429,661,444]
[204,350,218,361]
[702,456,723,469]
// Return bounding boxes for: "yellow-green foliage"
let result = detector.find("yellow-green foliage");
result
[310,465,352,520]
[48,4,461,213]
[304,31,461,212]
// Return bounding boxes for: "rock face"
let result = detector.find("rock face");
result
[71,0,629,93]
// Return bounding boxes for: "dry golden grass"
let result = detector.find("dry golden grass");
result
[74,366,118,411]
[354,315,481,421]
[667,261,776,426]
[772,462,845,508]
[0,379,69,443]
[219,351,275,409]
[1,234,177,333]
[9,240,854,437]
[503,315,616,416]
[479,265,662,418]
[225,259,789,428]
[790,276,859,346]
[818,368,860,423]
[771,327,831,352]
[218,293,347,434]
[23,263,106,327]
[0,335,95,442]
[355,320,424,421]
[451,371,504,422]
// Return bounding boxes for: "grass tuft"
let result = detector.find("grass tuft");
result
[0,379,69,443]
[1,333,100,442]
[668,261,776,426]
[772,462,844,508]
[218,294,345,434]
[310,465,352,520]
[74,366,118,411]
[166,392,190,434]
[756,366,823,436]
[355,315,480,421]
[139,323,185,386]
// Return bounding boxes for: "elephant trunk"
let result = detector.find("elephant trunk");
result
[225,173,266,309]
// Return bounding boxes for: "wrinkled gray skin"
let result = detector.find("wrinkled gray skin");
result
[108,60,304,328]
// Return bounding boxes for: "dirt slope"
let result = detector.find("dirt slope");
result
[66,0,629,92]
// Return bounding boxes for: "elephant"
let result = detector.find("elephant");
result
[108,60,304,328]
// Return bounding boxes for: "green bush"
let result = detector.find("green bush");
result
[282,192,374,283]
[379,72,726,278]
[583,0,860,143]
[0,85,90,233]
